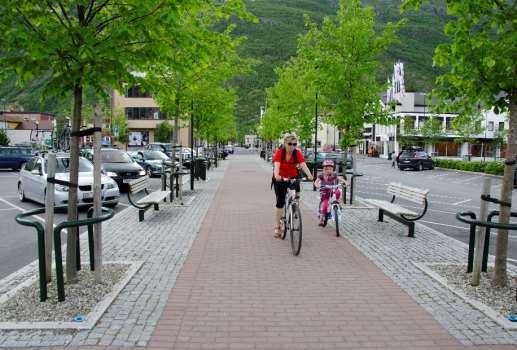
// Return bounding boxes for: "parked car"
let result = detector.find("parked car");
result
[18,154,120,206]
[82,148,146,187]
[146,142,173,154]
[305,151,347,173]
[0,146,33,171]
[224,145,234,154]
[128,150,177,176]
[398,150,434,171]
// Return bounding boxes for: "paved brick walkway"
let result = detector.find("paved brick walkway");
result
[147,154,517,350]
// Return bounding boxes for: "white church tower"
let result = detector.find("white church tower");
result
[387,61,405,102]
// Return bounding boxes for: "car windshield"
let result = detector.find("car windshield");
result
[149,144,172,152]
[401,151,415,157]
[101,150,132,163]
[144,151,168,160]
[316,152,338,160]
[47,157,93,173]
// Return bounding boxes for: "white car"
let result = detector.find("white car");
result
[18,154,120,207]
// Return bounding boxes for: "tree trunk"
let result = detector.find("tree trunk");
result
[93,107,103,281]
[492,91,517,287]
[65,83,82,283]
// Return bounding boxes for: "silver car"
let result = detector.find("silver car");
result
[18,154,120,207]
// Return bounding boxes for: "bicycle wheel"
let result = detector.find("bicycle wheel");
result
[333,205,340,237]
[290,203,302,256]
[281,203,288,240]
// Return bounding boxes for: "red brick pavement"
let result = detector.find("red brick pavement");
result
[145,155,517,350]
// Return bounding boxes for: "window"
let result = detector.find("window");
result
[445,118,452,130]
[46,157,93,173]
[488,121,494,131]
[499,122,505,131]
[101,150,133,163]
[125,86,151,98]
[125,107,166,120]
[24,158,36,171]
[34,159,43,173]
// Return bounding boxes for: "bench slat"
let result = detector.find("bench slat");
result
[364,199,418,216]
[128,176,150,194]
[389,182,429,195]
[387,189,425,204]
[137,191,171,205]
[387,182,429,204]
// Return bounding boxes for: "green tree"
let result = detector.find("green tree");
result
[300,0,403,147]
[452,113,483,158]
[399,116,419,148]
[403,0,517,287]
[0,129,9,146]
[155,122,174,143]
[262,0,402,150]
[111,109,128,148]
[150,5,254,149]
[420,116,445,153]
[260,56,318,145]
[0,0,216,282]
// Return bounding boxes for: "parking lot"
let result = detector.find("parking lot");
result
[353,156,517,263]
[0,169,166,279]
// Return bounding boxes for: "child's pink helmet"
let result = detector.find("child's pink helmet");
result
[322,159,334,167]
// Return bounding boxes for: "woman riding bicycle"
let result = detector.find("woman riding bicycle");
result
[272,133,314,238]
[314,159,348,226]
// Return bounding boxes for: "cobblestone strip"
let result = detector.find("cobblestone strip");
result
[147,155,471,350]
[0,163,228,348]
[298,181,517,346]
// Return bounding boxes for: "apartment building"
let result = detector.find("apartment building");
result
[111,86,190,148]
[362,62,508,159]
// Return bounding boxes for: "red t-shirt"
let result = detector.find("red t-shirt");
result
[273,148,305,178]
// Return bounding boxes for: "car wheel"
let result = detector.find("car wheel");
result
[418,163,424,171]
[18,182,27,202]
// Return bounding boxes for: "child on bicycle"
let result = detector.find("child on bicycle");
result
[314,159,349,226]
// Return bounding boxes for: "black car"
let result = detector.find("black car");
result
[146,142,173,154]
[129,150,177,176]
[0,146,33,171]
[398,150,434,171]
[82,148,146,187]
[305,151,348,173]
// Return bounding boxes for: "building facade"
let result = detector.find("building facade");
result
[0,111,54,146]
[111,86,190,148]
[362,62,508,159]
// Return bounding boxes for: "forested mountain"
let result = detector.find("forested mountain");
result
[0,0,449,139]
[232,0,448,136]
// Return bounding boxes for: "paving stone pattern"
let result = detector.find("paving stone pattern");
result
[0,164,227,348]
[297,173,517,346]
[145,154,510,350]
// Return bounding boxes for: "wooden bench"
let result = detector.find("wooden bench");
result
[364,182,429,237]
[127,176,171,222]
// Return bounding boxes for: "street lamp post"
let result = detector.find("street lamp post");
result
[313,92,318,191]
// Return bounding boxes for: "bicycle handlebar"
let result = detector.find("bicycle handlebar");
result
[279,177,314,183]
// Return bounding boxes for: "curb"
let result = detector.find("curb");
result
[434,166,504,179]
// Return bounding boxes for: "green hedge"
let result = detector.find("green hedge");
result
[434,159,504,176]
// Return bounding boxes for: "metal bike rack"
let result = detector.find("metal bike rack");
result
[15,205,114,302]
[457,207,517,273]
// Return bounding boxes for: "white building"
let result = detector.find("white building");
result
[363,62,509,159]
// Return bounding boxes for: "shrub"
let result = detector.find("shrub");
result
[484,161,505,176]
[435,158,503,175]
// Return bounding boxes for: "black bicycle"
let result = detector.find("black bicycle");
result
[280,178,303,256]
